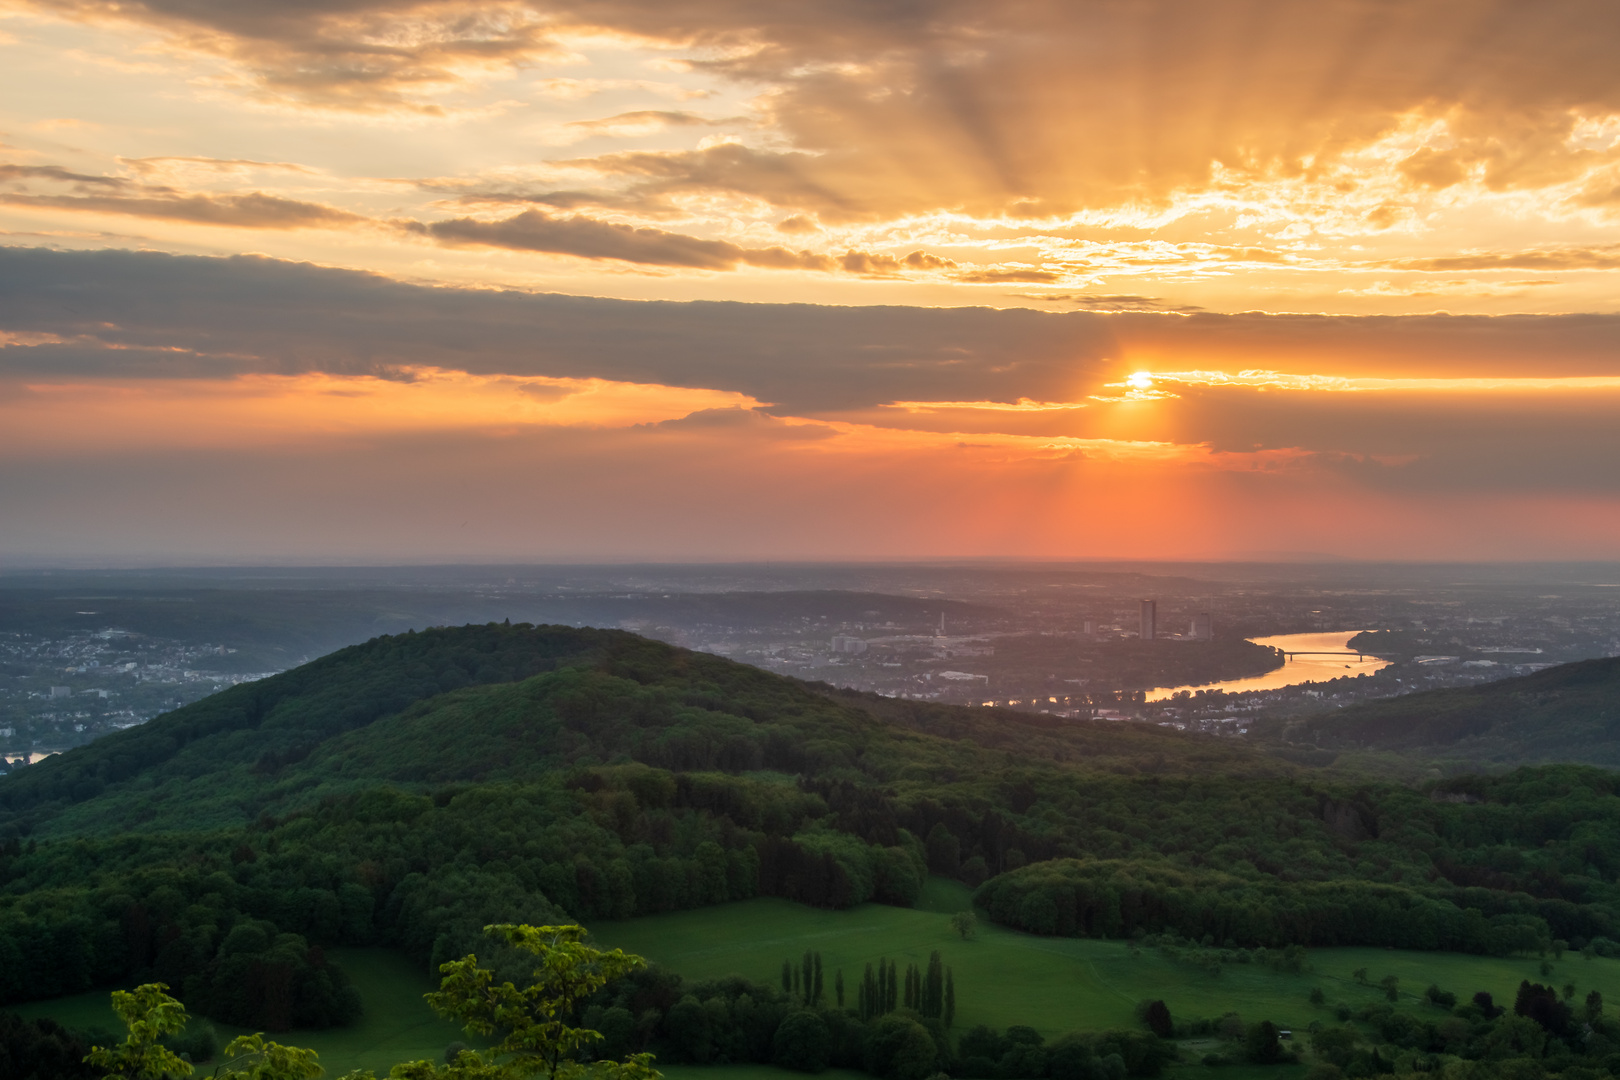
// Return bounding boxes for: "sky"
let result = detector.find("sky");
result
[2,0,1620,563]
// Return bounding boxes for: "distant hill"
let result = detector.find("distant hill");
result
[1264,654,1620,767]
[0,622,1267,835]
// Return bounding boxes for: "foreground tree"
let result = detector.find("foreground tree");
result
[368,923,661,1080]
[86,985,320,1080]
[86,984,194,1080]
[221,1034,325,1080]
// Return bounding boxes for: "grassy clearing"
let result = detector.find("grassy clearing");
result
[591,879,1620,1040]
[11,948,471,1077]
[15,882,1620,1079]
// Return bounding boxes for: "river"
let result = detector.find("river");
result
[1144,630,1390,702]
[1,752,58,767]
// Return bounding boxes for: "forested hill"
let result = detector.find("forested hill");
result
[0,622,1269,836]
[1261,654,1620,766]
[0,622,631,830]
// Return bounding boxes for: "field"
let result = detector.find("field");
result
[16,879,1620,1078]
[592,879,1620,1040]
[12,947,472,1077]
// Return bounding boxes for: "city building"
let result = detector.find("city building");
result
[830,634,869,655]
[1191,612,1213,640]
[1139,600,1156,641]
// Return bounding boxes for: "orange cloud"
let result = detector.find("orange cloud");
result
[0,367,761,452]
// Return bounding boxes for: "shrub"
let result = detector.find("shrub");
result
[1424,984,1457,1008]
[1138,1000,1173,1039]
[772,1010,831,1073]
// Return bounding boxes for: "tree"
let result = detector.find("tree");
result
[412,923,661,1080]
[0,1012,97,1080]
[1587,989,1604,1021]
[922,952,943,1019]
[1379,975,1399,1002]
[1142,1000,1173,1039]
[772,1011,831,1073]
[950,911,976,940]
[217,1033,324,1080]
[943,969,955,1029]
[1309,1025,1358,1070]
[1513,979,1571,1035]
[86,983,194,1080]
[863,1015,938,1080]
[835,969,845,1009]
[1245,1020,1283,1065]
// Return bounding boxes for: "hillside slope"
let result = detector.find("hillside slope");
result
[1266,655,1620,766]
[0,622,1272,835]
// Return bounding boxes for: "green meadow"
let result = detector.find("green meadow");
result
[17,879,1620,1078]
[591,879,1620,1040]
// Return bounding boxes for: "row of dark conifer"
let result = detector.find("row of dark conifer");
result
[781,950,955,1026]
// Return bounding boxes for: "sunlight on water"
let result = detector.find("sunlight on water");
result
[1145,630,1390,702]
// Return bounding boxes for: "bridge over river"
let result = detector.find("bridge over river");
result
[1146,630,1389,702]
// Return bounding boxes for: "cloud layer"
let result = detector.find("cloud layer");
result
[3,248,1620,561]
[4,0,1620,308]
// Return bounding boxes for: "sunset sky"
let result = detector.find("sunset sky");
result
[3,0,1620,562]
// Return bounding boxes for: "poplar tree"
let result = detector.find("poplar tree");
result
[944,968,956,1028]
[836,969,845,1008]
[924,952,944,1019]
[812,952,824,1005]
[782,960,793,995]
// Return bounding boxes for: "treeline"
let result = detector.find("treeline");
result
[0,1011,97,1079]
[973,859,1564,953]
[0,773,925,1026]
[582,965,1172,1080]
[1297,973,1620,1077]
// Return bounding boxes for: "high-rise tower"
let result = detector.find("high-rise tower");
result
[1139,600,1156,641]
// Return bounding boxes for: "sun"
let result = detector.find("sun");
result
[1126,371,1154,390]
